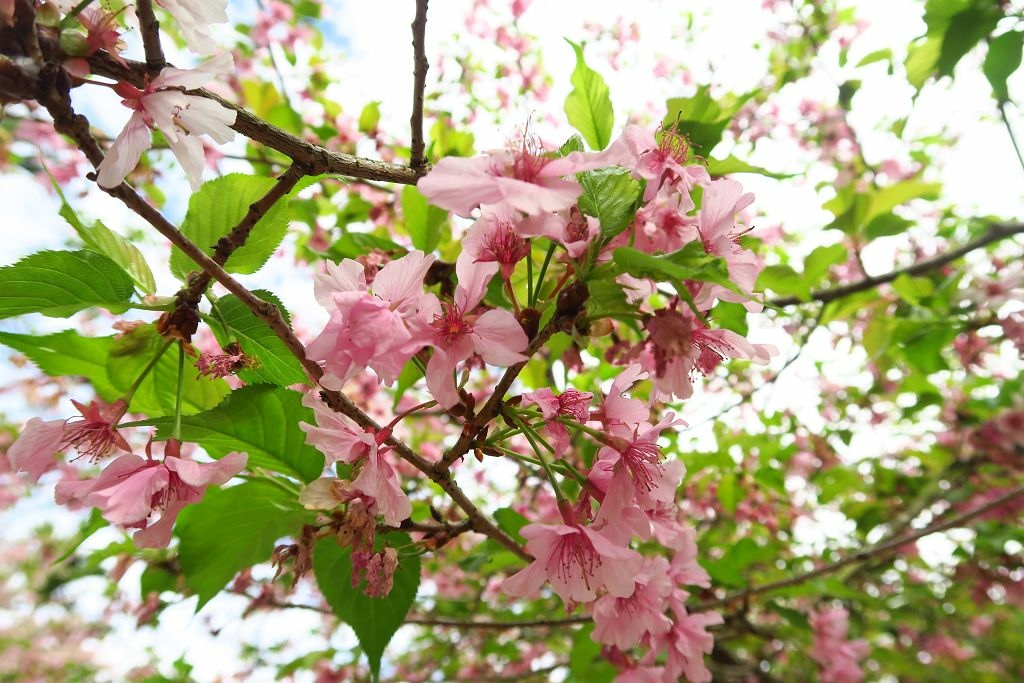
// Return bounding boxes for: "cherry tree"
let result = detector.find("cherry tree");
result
[0,0,1022,680]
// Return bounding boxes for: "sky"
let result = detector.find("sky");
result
[0,0,1022,680]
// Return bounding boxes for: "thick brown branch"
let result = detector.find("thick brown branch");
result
[409,0,429,168]
[694,481,1024,612]
[135,0,166,73]
[86,52,427,185]
[769,222,1024,308]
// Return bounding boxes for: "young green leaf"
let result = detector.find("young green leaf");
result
[139,385,325,482]
[401,185,448,253]
[176,480,314,608]
[171,174,290,279]
[577,167,642,237]
[564,40,614,151]
[313,534,421,679]
[984,30,1024,103]
[0,250,135,319]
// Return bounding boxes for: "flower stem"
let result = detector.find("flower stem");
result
[526,241,534,306]
[385,400,437,430]
[555,416,611,444]
[172,341,185,440]
[531,241,557,307]
[122,338,173,406]
[510,414,564,501]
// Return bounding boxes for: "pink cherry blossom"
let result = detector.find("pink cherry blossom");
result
[655,608,724,683]
[633,186,698,254]
[8,399,130,482]
[417,129,632,217]
[597,364,651,430]
[78,7,127,66]
[810,606,869,683]
[349,439,412,527]
[156,0,229,53]
[592,556,673,649]
[299,391,373,466]
[503,521,643,605]
[668,527,710,588]
[614,124,711,200]
[58,440,247,548]
[522,387,593,454]
[692,178,763,311]
[422,254,528,409]
[307,251,436,388]
[592,415,686,510]
[519,206,599,258]
[96,53,236,191]
[463,203,530,280]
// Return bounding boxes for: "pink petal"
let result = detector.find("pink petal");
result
[8,418,65,483]
[96,112,151,189]
[471,309,528,366]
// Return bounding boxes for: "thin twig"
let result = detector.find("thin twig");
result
[135,0,166,73]
[694,481,1024,611]
[409,0,430,168]
[1000,102,1024,175]
[769,222,1024,308]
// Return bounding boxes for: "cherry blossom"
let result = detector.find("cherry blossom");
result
[522,387,593,454]
[692,178,762,311]
[810,605,869,683]
[614,124,711,200]
[422,254,528,409]
[462,203,530,279]
[156,0,229,54]
[307,250,436,388]
[503,521,643,605]
[96,54,237,191]
[592,557,673,648]
[8,399,130,482]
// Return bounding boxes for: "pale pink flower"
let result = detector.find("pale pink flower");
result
[668,527,710,588]
[299,392,373,466]
[96,53,236,191]
[657,609,724,683]
[503,521,643,605]
[598,364,651,430]
[463,203,530,280]
[58,440,247,548]
[692,179,762,311]
[78,7,128,66]
[422,254,528,409]
[639,304,776,401]
[417,129,631,217]
[522,387,593,454]
[350,440,412,527]
[633,186,698,254]
[809,606,868,683]
[614,124,711,200]
[613,665,666,683]
[519,206,600,258]
[592,556,673,649]
[156,0,229,53]
[307,251,436,388]
[8,399,130,482]
[591,415,686,510]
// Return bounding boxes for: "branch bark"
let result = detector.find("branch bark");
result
[409,0,429,168]
[135,0,166,73]
[769,222,1024,308]
[694,481,1024,612]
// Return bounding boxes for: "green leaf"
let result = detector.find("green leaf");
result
[140,385,324,482]
[207,295,309,387]
[577,167,642,237]
[563,40,614,150]
[401,185,448,253]
[803,243,847,288]
[558,134,586,156]
[865,212,915,239]
[0,330,119,399]
[856,48,892,67]
[0,250,135,319]
[757,264,811,302]
[984,31,1024,102]
[614,242,736,292]
[705,155,795,179]
[53,182,156,294]
[314,534,421,678]
[663,86,753,154]
[868,180,942,222]
[107,324,229,416]
[905,36,943,89]
[171,174,290,279]
[391,360,423,411]
[358,101,382,134]
[177,481,313,608]
[936,6,1000,78]
[892,273,935,305]
[493,508,529,543]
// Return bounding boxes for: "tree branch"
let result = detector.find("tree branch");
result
[85,52,427,185]
[769,222,1024,308]
[409,0,429,168]
[40,73,530,563]
[694,481,1024,611]
[135,0,165,73]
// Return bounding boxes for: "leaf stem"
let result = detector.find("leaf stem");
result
[172,341,185,440]
[532,241,557,307]
[122,338,173,405]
